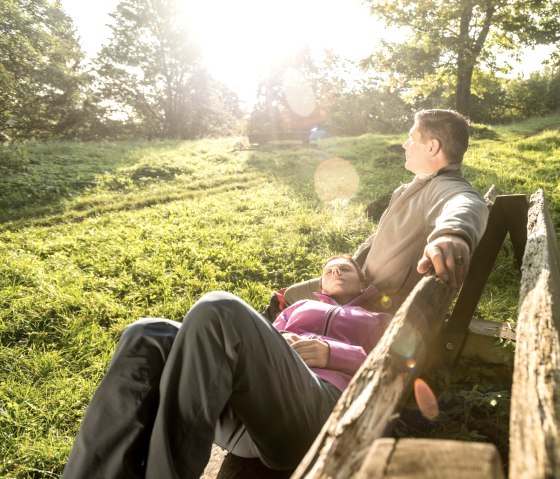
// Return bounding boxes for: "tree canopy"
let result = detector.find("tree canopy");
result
[95,0,242,139]
[247,48,410,137]
[0,0,91,140]
[363,0,560,116]
[1,0,559,142]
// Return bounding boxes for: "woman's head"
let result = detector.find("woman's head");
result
[320,255,367,304]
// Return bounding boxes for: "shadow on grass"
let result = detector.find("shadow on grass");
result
[463,160,560,234]
[0,141,190,226]
[244,134,410,217]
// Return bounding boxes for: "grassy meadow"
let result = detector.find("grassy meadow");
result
[1,114,559,477]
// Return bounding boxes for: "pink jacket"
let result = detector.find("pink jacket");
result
[273,285,392,392]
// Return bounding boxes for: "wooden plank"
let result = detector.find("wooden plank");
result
[354,438,396,478]
[202,446,227,478]
[509,189,560,479]
[248,130,310,145]
[468,318,516,341]
[505,196,530,268]
[460,318,515,365]
[356,438,504,479]
[291,276,454,479]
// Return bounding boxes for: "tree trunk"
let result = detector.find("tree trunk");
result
[455,62,474,117]
[454,1,495,116]
[455,4,474,116]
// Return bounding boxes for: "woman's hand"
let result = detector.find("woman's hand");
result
[281,332,302,346]
[290,338,330,368]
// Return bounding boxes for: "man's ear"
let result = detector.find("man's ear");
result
[429,138,442,156]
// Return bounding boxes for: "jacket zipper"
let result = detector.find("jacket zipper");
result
[370,178,428,256]
[322,306,341,336]
[376,178,424,235]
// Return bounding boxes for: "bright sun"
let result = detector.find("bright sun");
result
[61,0,384,104]
[183,0,380,103]
[62,0,552,106]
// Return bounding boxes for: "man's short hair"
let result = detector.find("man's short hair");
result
[415,109,470,164]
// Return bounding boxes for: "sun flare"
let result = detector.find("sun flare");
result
[60,0,385,104]
[182,0,380,102]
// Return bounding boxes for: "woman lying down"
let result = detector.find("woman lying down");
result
[63,254,392,479]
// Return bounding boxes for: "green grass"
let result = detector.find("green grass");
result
[1,114,559,477]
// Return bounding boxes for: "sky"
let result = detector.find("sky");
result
[60,0,384,103]
[60,0,552,104]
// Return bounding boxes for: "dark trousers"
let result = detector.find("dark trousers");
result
[63,291,340,479]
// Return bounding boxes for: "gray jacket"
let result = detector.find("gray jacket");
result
[284,164,489,312]
[355,164,488,311]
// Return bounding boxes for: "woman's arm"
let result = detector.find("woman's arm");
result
[323,340,367,376]
[289,337,367,375]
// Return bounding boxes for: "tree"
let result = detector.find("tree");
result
[363,0,560,116]
[468,70,507,123]
[248,48,361,138]
[95,0,242,139]
[0,0,91,141]
[504,69,560,119]
[248,48,322,136]
[317,74,412,136]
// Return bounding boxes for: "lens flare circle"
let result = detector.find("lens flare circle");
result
[391,321,422,359]
[314,157,359,202]
[405,358,417,369]
[283,68,316,118]
[413,378,439,421]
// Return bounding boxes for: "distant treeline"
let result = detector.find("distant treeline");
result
[1,0,559,143]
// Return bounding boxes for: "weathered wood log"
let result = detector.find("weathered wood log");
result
[355,438,504,479]
[202,446,228,478]
[291,276,454,479]
[509,189,560,479]
[468,317,516,341]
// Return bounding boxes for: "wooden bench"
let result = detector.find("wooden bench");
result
[206,188,560,478]
[291,189,560,479]
[352,438,504,478]
[439,190,528,366]
[248,130,310,146]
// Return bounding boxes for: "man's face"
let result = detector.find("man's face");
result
[402,122,435,176]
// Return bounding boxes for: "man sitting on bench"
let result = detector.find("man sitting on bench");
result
[285,108,489,314]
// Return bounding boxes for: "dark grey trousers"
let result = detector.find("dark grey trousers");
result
[63,291,340,479]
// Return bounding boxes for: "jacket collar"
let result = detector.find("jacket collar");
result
[421,162,462,180]
[412,162,463,182]
[437,162,462,176]
[313,283,381,307]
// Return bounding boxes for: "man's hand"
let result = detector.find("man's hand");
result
[417,235,470,289]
